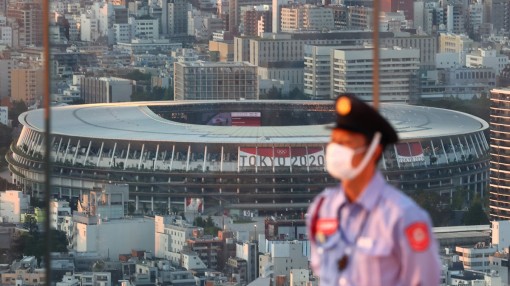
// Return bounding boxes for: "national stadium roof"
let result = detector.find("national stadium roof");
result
[20,100,489,144]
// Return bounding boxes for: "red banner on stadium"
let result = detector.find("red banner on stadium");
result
[184,198,204,213]
[395,142,425,163]
[231,112,261,126]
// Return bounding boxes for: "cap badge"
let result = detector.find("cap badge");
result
[336,97,351,116]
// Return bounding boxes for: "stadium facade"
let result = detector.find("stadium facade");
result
[7,101,490,215]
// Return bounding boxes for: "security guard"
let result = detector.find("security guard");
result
[307,94,441,286]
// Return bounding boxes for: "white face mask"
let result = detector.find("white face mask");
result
[325,132,382,181]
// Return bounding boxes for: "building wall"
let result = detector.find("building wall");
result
[209,41,233,62]
[331,47,420,102]
[490,89,510,221]
[0,106,7,126]
[74,218,155,259]
[11,68,43,105]
[466,49,509,75]
[0,190,30,223]
[80,77,132,103]
[174,62,258,100]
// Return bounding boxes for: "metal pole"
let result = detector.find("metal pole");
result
[42,0,52,284]
[372,0,380,110]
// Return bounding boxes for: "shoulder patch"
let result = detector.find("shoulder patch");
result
[405,222,430,252]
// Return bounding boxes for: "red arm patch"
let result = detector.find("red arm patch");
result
[405,222,430,252]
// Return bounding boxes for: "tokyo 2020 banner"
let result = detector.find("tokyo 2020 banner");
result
[238,147,325,168]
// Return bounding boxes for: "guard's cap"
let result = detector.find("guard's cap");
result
[331,94,399,146]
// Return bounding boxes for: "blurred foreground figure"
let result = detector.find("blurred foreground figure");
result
[307,94,441,286]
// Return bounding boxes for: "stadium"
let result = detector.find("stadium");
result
[7,100,490,215]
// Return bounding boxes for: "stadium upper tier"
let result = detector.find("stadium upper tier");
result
[19,100,488,143]
[8,100,490,215]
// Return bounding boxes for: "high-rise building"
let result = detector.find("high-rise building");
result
[490,88,510,220]
[446,2,466,34]
[484,0,509,34]
[229,0,272,35]
[304,44,344,100]
[243,8,271,36]
[11,67,44,106]
[272,0,287,33]
[0,58,12,99]
[174,61,258,100]
[168,0,188,36]
[280,4,334,32]
[331,47,420,102]
[6,2,42,47]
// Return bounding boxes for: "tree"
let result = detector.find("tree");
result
[287,87,307,100]
[122,70,151,81]
[260,86,282,100]
[23,215,38,234]
[408,190,452,226]
[463,197,489,225]
[9,100,28,123]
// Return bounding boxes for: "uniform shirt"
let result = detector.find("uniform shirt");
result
[306,171,441,286]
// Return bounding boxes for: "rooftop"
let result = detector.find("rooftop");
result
[20,100,488,144]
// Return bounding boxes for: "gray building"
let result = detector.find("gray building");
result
[80,77,133,104]
[174,61,258,100]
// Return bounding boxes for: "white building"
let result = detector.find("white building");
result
[76,272,111,286]
[331,47,420,102]
[0,190,30,223]
[115,39,182,54]
[304,44,355,100]
[129,16,159,40]
[258,240,308,281]
[492,220,510,252]
[50,200,72,231]
[456,243,496,272]
[466,48,509,75]
[289,269,314,286]
[0,106,7,126]
[181,252,208,270]
[436,52,462,69]
[154,215,203,265]
[80,12,99,42]
[114,23,131,43]
[0,26,12,46]
[71,185,155,259]
[236,241,258,283]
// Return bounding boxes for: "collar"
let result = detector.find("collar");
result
[336,171,385,211]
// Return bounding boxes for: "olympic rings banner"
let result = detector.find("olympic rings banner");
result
[238,147,324,168]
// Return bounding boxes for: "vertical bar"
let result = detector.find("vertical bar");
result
[220,146,224,172]
[138,144,145,170]
[42,0,51,282]
[203,145,207,172]
[153,144,159,171]
[169,145,175,171]
[96,142,104,167]
[372,0,380,109]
